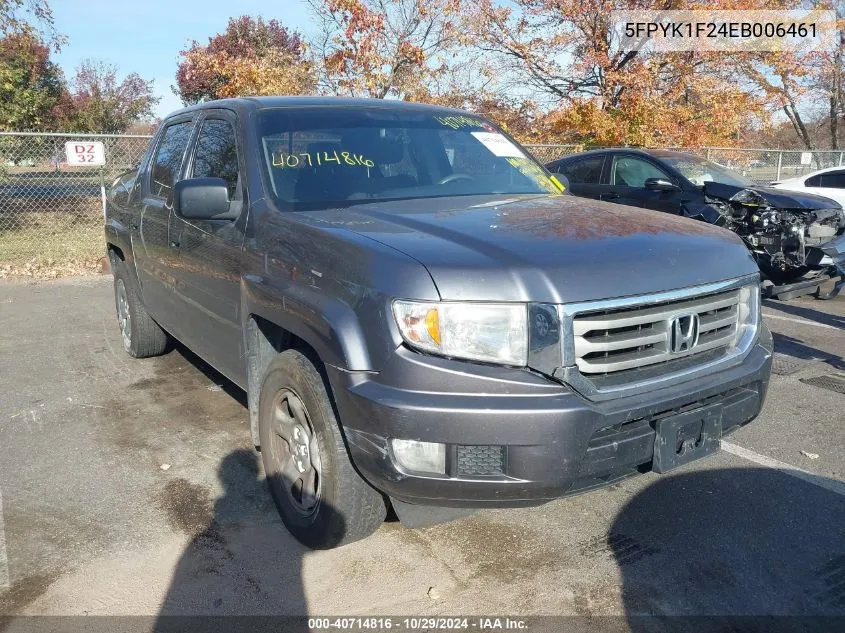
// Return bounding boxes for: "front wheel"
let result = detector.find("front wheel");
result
[258,349,387,549]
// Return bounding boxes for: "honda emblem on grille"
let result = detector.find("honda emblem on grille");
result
[670,313,700,354]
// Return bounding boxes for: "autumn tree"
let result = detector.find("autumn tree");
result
[0,0,62,47]
[66,60,159,133]
[463,0,800,147]
[0,32,65,130]
[307,0,463,99]
[174,16,314,104]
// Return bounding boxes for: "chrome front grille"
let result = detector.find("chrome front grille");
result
[572,289,740,375]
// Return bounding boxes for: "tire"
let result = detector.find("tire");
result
[111,257,169,358]
[258,349,387,549]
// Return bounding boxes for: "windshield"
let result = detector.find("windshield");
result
[661,154,751,188]
[256,108,563,209]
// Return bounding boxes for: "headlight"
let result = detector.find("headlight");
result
[736,283,761,346]
[392,300,528,366]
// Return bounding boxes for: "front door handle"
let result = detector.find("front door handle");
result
[602,192,621,200]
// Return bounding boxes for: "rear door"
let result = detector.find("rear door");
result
[168,110,247,382]
[604,153,682,212]
[132,117,195,328]
[553,155,607,199]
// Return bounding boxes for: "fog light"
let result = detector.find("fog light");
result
[391,439,446,474]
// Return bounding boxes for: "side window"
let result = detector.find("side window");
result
[191,118,240,198]
[805,175,821,187]
[560,156,604,184]
[819,171,845,188]
[610,156,671,188]
[150,122,193,198]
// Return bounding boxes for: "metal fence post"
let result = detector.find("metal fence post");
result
[839,152,843,166]
[776,152,783,181]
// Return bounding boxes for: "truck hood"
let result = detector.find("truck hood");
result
[303,195,758,303]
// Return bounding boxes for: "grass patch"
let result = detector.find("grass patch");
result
[0,222,104,279]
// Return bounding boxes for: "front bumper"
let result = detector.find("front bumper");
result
[327,326,773,508]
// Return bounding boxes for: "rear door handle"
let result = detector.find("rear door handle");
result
[602,192,621,200]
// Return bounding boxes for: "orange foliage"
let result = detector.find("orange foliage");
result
[466,0,797,147]
[175,16,315,104]
[177,47,315,101]
[310,0,461,99]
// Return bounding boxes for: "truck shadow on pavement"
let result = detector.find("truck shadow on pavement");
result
[154,448,319,631]
[610,466,845,626]
[171,342,248,409]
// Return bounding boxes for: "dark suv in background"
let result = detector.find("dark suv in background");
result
[106,98,772,548]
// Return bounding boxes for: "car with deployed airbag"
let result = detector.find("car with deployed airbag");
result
[105,98,772,548]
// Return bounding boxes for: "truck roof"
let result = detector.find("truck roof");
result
[164,96,474,120]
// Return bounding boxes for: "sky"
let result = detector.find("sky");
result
[51,0,314,118]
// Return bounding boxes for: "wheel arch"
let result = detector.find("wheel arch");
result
[244,314,334,448]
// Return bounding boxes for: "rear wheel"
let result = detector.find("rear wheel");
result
[258,349,387,549]
[111,256,169,358]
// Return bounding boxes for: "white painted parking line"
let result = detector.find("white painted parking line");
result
[722,441,845,497]
[0,486,8,590]
[763,312,840,331]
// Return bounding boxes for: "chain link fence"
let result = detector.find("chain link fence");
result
[2,132,845,274]
[522,144,584,164]
[0,132,151,274]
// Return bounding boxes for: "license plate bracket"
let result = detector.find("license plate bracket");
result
[652,403,723,474]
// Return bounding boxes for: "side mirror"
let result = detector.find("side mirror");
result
[644,177,680,192]
[174,177,237,220]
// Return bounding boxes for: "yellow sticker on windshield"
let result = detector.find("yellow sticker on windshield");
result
[271,151,375,169]
[506,157,562,195]
[550,175,566,192]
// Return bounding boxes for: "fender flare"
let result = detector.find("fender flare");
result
[241,274,375,446]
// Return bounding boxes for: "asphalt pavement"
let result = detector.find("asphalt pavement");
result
[0,276,843,625]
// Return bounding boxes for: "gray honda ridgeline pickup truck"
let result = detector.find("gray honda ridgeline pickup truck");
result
[105,97,772,549]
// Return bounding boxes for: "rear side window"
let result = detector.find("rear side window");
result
[560,156,604,184]
[819,171,845,188]
[191,118,240,198]
[108,170,137,208]
[150,122,193,198]
[805,175,821,187]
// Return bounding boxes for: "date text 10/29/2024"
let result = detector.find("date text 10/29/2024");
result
[308,618,529,631]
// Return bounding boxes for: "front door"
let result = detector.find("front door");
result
[605,154,683,212]
[168,112,247,383]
